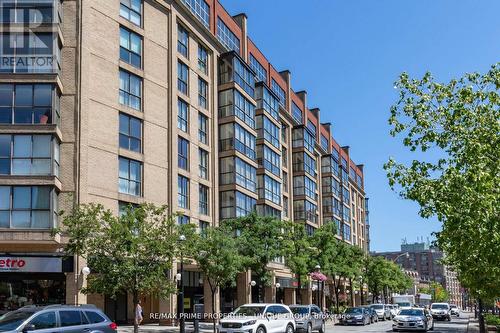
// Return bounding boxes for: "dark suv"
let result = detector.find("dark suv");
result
[0,304,117,333]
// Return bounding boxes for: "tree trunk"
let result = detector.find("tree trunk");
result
[349,278,354,306]
[296,275,302,305]
[211,287,217,333]
[133,291,139,333]
[478,298,485,333]
[333,278,340,313]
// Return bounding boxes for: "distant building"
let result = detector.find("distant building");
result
[372,241,463,307]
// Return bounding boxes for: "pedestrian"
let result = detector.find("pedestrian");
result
[135,300,144,327]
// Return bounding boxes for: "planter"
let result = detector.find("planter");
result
[486,325,498,332]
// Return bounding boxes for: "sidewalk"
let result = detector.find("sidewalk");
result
[467,318,479,333]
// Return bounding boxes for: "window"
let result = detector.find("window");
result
[120,27,142,68]
[256,85,279,121]
[178,175,189,209]
[0,186,57,229]
[178,137,189,170]
[177,24,189,57]
[84,312,106,324]
[118,157,142,196]
[292,102,303,124]
[28,311,57,330]
[322,176,341,197]
[249,54,267,83]
[293,176,317,200]
[199,185,209,215]
[118,202,138,217]
[199,148,208,179]
[292,152,316,177]
[119,70,142,110]
[321,155,340,177]
[271,79,286,108]
[0,84,59,125]
[0,1,56,24]
[199,220,209,234]
[282,146,288,166]
[220,191,255,219]
[178,61,189,95]
[343,223,351,241]
[258,175,281,204]
[119,113,141,152]
[220,157,256,192]
[177,99,188,132]
[233,58,255,97]
[256,115,280,148]
[256,204,280,218]
[257,145,280,176]
[198,113,208,144]
[341,157,348,169]
[293,200,318,224]
[219,123,256,160]
[342,187,350,205]
[198,78,208,109]
[59,311,82,327]
[178,215,190,225]
[120,0,141,26]
[181,0,210,28]
[350,167,357,181]
[0,135,59,176]
[341,168,349,183]
[283,171,288,192]
[342,206,350,223]
[283,196,289,218]
[292,128,315,154]
[320,135,329,152]
[217,18,240,53]
[218,89,255,128]
[198,45,208,74]
[307,120,317,138]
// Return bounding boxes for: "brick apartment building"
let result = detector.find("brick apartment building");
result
[0,0,369,322]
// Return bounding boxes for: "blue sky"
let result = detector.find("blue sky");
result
[221,0,500,251]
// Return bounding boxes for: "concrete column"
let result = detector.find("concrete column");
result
[66,255,87,305]
[237,271,251,306]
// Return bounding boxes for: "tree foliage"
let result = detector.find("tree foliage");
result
[366,256,413,302]
[420,282,449,303]
[55,203,179,333]
[385,64,500,332]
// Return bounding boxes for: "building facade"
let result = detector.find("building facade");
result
[374,242,463,307]
[0,0,369,322]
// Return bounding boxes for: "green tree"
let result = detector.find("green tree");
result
[193,225,243,333]
[420,282,449,303]
[385,64,500,332]
[55,203,179,333]
[224,213,288,299]
[283,221,313,304]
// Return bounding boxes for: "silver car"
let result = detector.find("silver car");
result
[370,304,391,320]
[0,305,117,333]
[289,305,325,333]
[392,308,434,332]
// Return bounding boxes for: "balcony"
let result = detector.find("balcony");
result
[219,52,255,98]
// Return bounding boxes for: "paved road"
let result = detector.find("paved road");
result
[327,315,471,333]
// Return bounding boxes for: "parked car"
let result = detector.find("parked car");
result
[370,304,391,320]
[449,304,460,317]
[0,304,117,333]
[341,307,371,326]
[219,304,295,333]
[392,307,434,332]
[289,305,325,333]
[362,306,379,323]
[430,303,451,321]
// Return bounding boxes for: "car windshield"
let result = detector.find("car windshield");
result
[431,304,449,309]
[450,305,457,309]
[0,311,35,332]
[371,305,384,309]
[345,308,363,314]
[290,307,309,315]
[399,309,424,316]
[397,302,411,307]
[234,306,265,316]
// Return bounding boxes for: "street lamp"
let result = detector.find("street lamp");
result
[178,234,186,333]
[81,266,91,276]
[250,280,256,287]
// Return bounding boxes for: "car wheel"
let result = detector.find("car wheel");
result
[306,323,312,333]
[256,326,266,333]
[319,321,325,333]
[286,323,294,333]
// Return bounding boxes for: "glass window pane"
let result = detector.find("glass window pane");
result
[0,84,13,106]
[131,33,141,53]
[12,159,30,175]
[13,187,31,209]
[119,158,128,179]
[34,85,52,106]
[32,159,50,175]
[0,186,9,209]
[0,107,12,123]
[32,136,51,157]
[32,187,51,209]
[15,85,33,106]
[120,28,129,48]
[13,135,31,157]
[32,211,50,228]
[119,114,128,134]
[130,161,140,181]
[130,118,141,138]
[0,135,10,157]
[0,211,9,228]
[12,211,30,228]
[14,108,32,124]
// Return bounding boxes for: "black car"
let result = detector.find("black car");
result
[363,306,379,323]
[341,307,371,326]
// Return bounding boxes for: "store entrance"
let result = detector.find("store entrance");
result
[104,294,128,324]
[0,273,65,314]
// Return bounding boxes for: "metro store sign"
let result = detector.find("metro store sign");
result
[0,256,63,272]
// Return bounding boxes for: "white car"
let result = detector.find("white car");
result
[389,304,400,318]
[219,304,296,333]
[430,303,451,321]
